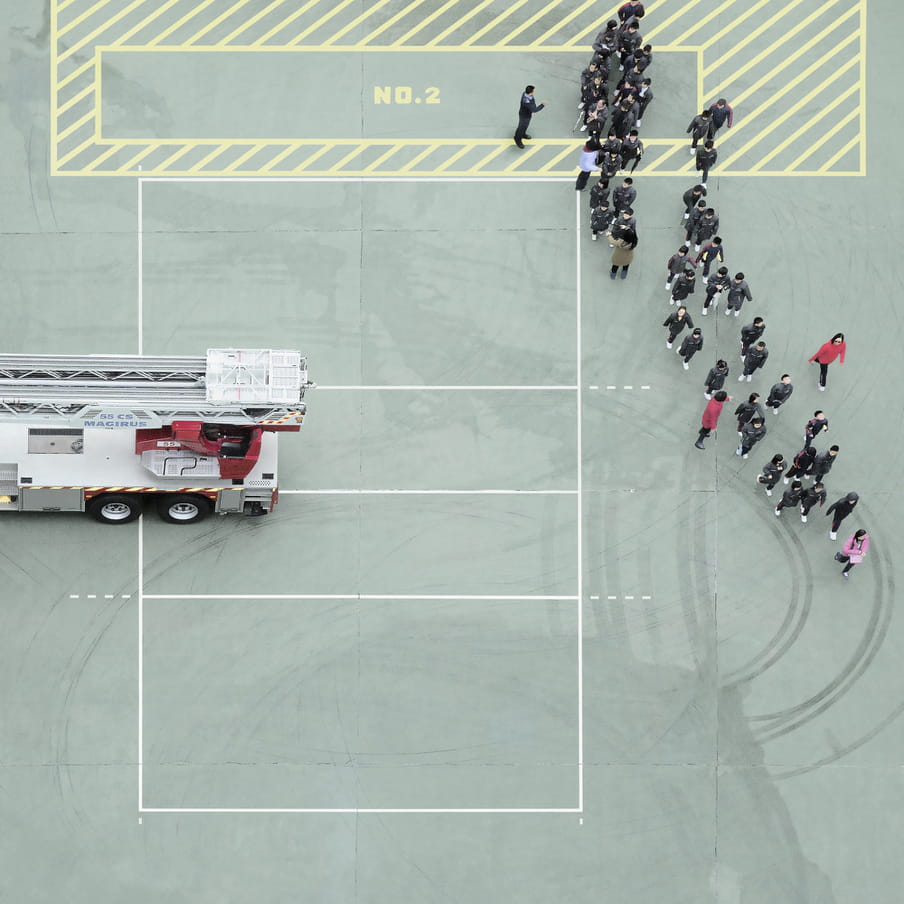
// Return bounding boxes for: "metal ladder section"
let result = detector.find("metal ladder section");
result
[0,349,311,426]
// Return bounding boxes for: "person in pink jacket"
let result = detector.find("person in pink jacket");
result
[808,332,846,391]
[837,529,870,578]
[695,389,730,449]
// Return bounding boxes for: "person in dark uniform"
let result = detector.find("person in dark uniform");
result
[826,491,859,541]
[514,85,546,149]
[799,481,826,523]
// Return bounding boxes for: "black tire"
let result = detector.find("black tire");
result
[156,494,211,525]
[88,494,142,524]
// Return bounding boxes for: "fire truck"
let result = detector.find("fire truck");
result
[0,348,311,524]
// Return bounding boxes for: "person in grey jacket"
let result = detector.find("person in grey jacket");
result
[810,445,839,484]
[663,307,693,347]
[799,481,826,522]
[735,392,764,433]
[784,445,816,483]
[665,245,694,290]
[685,199,708,243]
[704,359,729,398]
[670,268,696,305]
[682,184,706,219]
[590,200,614,240]
[589,177,610,209]
[677,327,703,369]
[826,491,859,540]
[612,178,636,214]
[774,480,803,515]
[691,208,719,252]
[725,272,753,317]
[702,267,730,314]
[740,316,765,356]
[687,110,712,152]
[765,374,793,415]
[738,341,768,381]
[737,417,766,458]
[695,140,718,187]
[757,453,786,496]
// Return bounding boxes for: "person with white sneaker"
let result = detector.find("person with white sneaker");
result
[784,445,817,484]
[765,374,793,415]
[774,480,803,516]
[590,199,613,241]
[799,481,826,522]
[702,266,730,315]
[682,184,707,221]
[703,359,730,398]
[695,235,724,277]
[690,208,719,253]
[826,492,859,541]
[740,316,765,357]
[670,267,696,306]
[810,445,839,485]
[757,454,786,497]
[804,410,829,449]
[808,332,847,392]
[665,244,694,292]
[836,529,870,577]
[737,416,766,459]
[735,392,764,435]
[695,389,731,449]
[663,306,693,348]
[725,272,753,317]
[738,340,769,382]
[694,139,718,188]
[677,327,704,370]
[686,109,712,154]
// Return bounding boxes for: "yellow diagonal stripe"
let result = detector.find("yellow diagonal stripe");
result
[146,0,218,46]
[398,144,438,172]
[363,145,403,173]
[116,143,159,173]
[185,0,256,47]
[57,134,96,167]
[359,0,433,47]
[668,0,742,49]
[461,0,532,47]
[57,109,94,142]
[528,0,597,48]
[818,134,858,173]
[643,0,707,43]
[778,100,859,173]
[59,0,149,62]
[699,0,776,51]
[107,0,182,48]
[287,0,357,46]
[392,0,462,46]
[57,0,117,38]
[320,0,394,46]
[57,59,94,91]
[57,83,94,116]
[497,0,567,46]
[427,0,495,46]
[223,144,271,172]
[433,144,474,173]
[219,0,292,46]
[252,0,324,46]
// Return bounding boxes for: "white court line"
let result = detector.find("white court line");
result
[143,594,579,601]
[314,385,577,391]
[140,177,576,184]
[279,489,578,495]
[140,807,582,814]
[574,188,584,813]
[137,176,143,355]
[138,515,144,812]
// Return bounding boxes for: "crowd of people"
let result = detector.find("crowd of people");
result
[512,1,869,579]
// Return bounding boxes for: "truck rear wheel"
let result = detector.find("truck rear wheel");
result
[156,494,211,524]
[88,494,142,524]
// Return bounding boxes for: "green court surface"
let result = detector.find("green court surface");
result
[2,1,904,902]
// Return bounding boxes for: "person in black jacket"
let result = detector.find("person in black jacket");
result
[682,184,706,220]
[670,268,696,306]
[677,328,703,370]
[691,208,719,252]
[725,272,753,317]
[695,139,718,187]
[514,86,546,148]
[740,317,765,357]
[663,307,693,347]
[702,267,730,315]
[704,359,729,398]
[738,341,768,382]
[737,417,766,459]
[685,199,708,243]
[774,480,803,516]
[765,374,793,415]
[735,392,764,434]
[590,200,613,241]
[799,481,826,522]
[687,110,712,153]
[784,445,816,484]
[826,491,859,540]
[619,131,644,172]
[665,245,694,291]
[589,177,610,210]
[810,445,839,484]
[592,21,619,55]
[804,410,829,448]
[618,1,645,24]
[612,177,636,214]
[757,454,786,497]
[635,78,653,126]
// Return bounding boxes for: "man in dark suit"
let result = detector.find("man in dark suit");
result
[514,85,546,149]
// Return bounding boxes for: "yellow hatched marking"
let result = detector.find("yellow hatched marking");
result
[705,0,820,79]
[363,145,403,173]
[331,146,365,171]
[668,0,741,49]
[752,83,858,172]
[818,134,858,173]
[116,143,159,172]
[497,0,567,46]
[83,143,122,171]
[787,107,859,172]
[57,0,117,38]
[284,144,337,172]
[638,141,686,173]
[57,59,94,91]
[537,144,576,172]
[643,0,707,44]
[427,0,495,46]
[719,56,858,170]
[320,0,395,46]
[467,144,510,172]
[146,0,218,47]
[717,31,857,148]
[57,83,94,116]
[223,144,271,172]
[391,0,462,46]
[187,145,232,172]
[258,144,301,172]
[155,144,195,171]
[184,0,256,47]
[699,0,775,51]
[398,145,439,172]
[502,144,544,172]
[287,0,358,46]
[858,0,866,176]
[252,0,324,46]
[528,0,597,48]
[58,0,85,13]
[106,0,184,48]
[219,0,293,46]
[59,0,150,62]
[58,109,94,142]
[461,0,532,47]
[359,0,434,46]
[57,135,96,167]
[433,144,474,173]
[565,0,669,47]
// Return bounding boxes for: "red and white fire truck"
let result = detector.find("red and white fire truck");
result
[0,348,311,524]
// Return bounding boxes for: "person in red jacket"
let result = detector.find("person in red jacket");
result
[808,332,846,391]
[695,389,731,449]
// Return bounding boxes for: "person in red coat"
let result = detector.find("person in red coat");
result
[695,389,731,449]
[808,332,846,391]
